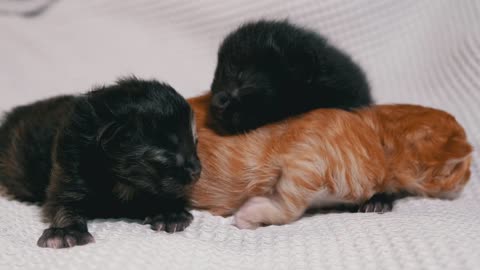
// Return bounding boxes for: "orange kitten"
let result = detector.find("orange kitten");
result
[188,94,472,229]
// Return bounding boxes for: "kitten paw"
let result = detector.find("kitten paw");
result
[233,197,272,230]
[233,215,260,230]
[37,227,94,249]
[358,193,394,214]
[144,210,193,233]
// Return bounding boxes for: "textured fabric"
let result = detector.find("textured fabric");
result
[0,0,56,16]
[0,0,479,269]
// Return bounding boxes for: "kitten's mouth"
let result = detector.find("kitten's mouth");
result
[210,107,236,132]
[157,178,198,197]
[214,115,241,133]
[190,173,201,183]
[210,102,259,133]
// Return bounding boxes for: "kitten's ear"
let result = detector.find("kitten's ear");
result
[96,122,122,148]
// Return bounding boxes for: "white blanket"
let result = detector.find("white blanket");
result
[0,1,479,269]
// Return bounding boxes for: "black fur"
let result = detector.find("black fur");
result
[357,193,395,213]
[0,78,201,248]
[210,20,373,133]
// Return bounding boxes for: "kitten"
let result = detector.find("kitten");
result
[0,78,201,248]
[189,94,472,229]
[210,20,372,133]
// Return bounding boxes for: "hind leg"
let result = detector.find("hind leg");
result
[233,171,318,229]
[233,196,294,229]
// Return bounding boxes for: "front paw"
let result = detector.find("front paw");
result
[144,210,193,233]
[358,193,394,213]
[37,227,95,249]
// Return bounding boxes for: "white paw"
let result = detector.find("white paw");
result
[233,197,273,230]
[233,214,260,230]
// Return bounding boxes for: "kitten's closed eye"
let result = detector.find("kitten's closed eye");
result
[237,71,244,80]
[143,148,173,165]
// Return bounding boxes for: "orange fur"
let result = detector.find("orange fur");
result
[188,94,472,229]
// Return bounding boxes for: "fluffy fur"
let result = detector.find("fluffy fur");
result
[189,94,472,229]
[0,78,201,248]
[210,20,372,133]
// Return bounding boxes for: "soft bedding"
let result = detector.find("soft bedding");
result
[0,1,479,269]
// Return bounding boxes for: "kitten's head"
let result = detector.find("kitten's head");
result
[415,137,473,200]
[87,78,201,198]
[210,64,279,133]
[383,106,473,200]
[210,20,311,133]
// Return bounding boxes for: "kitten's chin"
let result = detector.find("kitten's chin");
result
[156,183,194,199]
[211,112,259,134]
[208,115,237,135]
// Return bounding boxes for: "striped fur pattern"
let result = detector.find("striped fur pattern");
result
[189,94,472,229]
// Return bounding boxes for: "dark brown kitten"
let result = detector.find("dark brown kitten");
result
[0,78,201,248]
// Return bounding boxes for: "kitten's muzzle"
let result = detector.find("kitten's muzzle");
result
[186,160,202,183]
[211,91,231,113]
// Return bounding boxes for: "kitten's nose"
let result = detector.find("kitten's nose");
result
[211,92,231,111]
[187,161,202,181]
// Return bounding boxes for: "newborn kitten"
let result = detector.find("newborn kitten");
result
[210,20,372,133]
[0,78,201,248]
[189,94,472,229]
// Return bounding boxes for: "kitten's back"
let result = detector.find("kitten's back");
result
[189,94,385,215]
[190,95,472,220]
[0,96,75,202]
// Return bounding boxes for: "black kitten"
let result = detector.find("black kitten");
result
[210,20,373,133]
[0,78,201,248]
